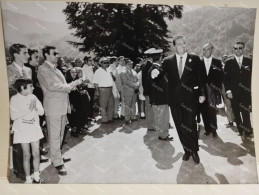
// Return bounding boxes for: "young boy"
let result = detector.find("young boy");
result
[10,77,44,183]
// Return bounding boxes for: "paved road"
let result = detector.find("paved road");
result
[10,108,258,184]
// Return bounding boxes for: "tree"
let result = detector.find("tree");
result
[63,2,183,60]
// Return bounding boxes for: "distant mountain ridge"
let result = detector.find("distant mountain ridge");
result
[167,7,256,58]
[2,6,256,59]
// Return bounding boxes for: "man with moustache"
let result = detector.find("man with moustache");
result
[151,36,205,164]
[224,41,252,138]
[199,43,223,138]
[37,46,83,175]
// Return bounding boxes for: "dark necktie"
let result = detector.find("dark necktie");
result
[179,56,183,78]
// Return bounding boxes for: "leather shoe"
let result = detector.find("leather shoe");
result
[125,120,131,125]
[212,131,218,138]
[40,157,49,163]
[204,132,210,136]
[63,158,71,163]
[159,136,173,141]
[33,178,44,184]
[192,152,200,164]
[182,153,191,161]
[40,150,48,156]
[225,122,233,128]
[55,165,67,175]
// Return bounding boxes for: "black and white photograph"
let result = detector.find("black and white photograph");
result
[2,1,258,184]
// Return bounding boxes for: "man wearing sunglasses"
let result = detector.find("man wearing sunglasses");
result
[93,57,114,124]
[224,41,252,138]
[37,46,83,176]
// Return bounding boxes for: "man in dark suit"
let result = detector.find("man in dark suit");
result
[199,43,223,138]
[224,41,252,138]
[151,35,205,164]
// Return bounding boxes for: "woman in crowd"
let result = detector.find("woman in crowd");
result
[66,68,84,137]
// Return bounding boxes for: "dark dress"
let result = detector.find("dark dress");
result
[66,75,84,135]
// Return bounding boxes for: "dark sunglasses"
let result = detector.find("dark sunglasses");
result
[234,47,243,50]
[102,61,109,64]
[53,52,59,56]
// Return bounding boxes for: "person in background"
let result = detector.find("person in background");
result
[121,59,140,124]
[135,58,146,119]
[82,56,95,120]
[221,54,235,128]
[108,56,122,120]
[7,44,31,97]
[142,48,158,131]
[66,68,84,137]
[57,57,69,76]
[199,43,223,138]
[116,56,126,119]
[148,58,173,141]
[224,41,253,138]
[74,58,84,68]
[77,68,91,133]
[10,78,44,184]
[24,48,49,163]
[93,57,114,124]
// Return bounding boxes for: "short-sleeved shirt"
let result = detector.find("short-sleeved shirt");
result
[93,67,113,87]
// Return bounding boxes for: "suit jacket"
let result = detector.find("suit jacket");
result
[7,63,32,97]
[37,61,72,116]
[148,63,168,105]
[200,57,223,106]
[224,56,252,106]
[142,60,153,96]
[120,69,139,96]
[158,53,205,110]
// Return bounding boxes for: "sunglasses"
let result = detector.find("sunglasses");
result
[102,61,109,64]
[234,47,243,50]
[52,52,59,56]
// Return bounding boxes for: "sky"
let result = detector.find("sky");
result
[1,1,202,23]
[1,1,67,23]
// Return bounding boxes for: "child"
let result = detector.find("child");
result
[10,78,44,183]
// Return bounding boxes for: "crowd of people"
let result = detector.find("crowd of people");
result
[7,35,253,183]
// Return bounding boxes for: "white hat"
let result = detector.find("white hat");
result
[99,57,109,64]
[144,48,163,55]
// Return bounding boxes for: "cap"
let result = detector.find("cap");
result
[144,48,163,55]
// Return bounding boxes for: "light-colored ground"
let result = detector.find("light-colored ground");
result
[9,108,258,184]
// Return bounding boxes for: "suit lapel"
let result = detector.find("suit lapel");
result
[45,62,65,83]
[181,54,190,80]
[207,58,215,77]
[11,63,22,77]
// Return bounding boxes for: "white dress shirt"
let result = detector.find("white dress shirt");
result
[82,64,95,88]
[93,67,114,87]
[176,52,188,74]
[117,64,126,74]
[234,55,243,68]
[204,56,212,75]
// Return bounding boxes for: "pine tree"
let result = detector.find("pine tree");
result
[63,2,183,60]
